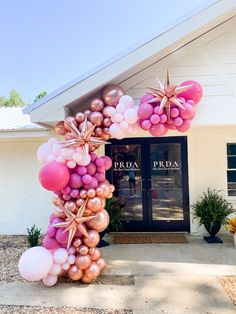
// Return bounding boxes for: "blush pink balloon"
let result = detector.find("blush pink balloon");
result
[176,119,191,132]
[83,230,100,248]
[141,119,152,130]
[43,235,61,250]
[179,103,195,120]
[178,80,203,104]
[19,247,53,281]
[37,142,51,164]
[138,103,153,120]
[38,161,70,191]
[149,124,168,136]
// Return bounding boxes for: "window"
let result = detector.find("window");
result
[227,144,236,196]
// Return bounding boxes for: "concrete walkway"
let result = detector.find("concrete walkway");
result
[0,235,236,314]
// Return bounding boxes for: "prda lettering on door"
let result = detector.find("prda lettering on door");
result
[153,160,180,171]
[114,161,139,171]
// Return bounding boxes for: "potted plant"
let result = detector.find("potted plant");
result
[192,189,234,243]
[97,196,123,247]
[225,216,236,247]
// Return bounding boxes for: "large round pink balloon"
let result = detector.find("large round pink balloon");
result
[38,161,70,191]
[178,80,203,104]
[18,247,53,281]
[137,103,153,120]
[149,124,168,136]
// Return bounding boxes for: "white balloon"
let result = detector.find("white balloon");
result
[61,147,75,160]
[62,262,70,270]
[53,248,68,264]
[43,274,58,287]
[56,156,65,163]
[119,95,134,108]
[52,143,61,157]
[18,247,53,282]
[72,152,82,163]
[67,255,76,265]
[37,143,51,164]
[77,153,91,166]
[67,160,77,169]
[116,103,126,113]
[109,123,123,139]
[46,154,56,163]
[114,113,124,123]
[124,108,138,124]
[49,263,62,276]
[68,247,76,255]
[106,106,116,117]
[48,137,58,148]
[120,120,129,130]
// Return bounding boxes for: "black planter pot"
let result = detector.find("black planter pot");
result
[97,230,110,248]
[203,221,223,243]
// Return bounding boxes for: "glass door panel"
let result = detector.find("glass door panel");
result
[110,144,143,221]
[150,143,184,221]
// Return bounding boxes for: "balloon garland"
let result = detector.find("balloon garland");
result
[19,72,203,286]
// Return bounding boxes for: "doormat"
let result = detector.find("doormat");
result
[113,233,188,244]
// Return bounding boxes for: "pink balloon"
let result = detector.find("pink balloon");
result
[149,124,168,136]
[141,119,152,130]
[140,93,155,104]
[95,157,105,168]
[170,108,179,118]
[70,189,79,198]
[150,114,160,125]
[160,114,167,123]
[49,213,56,224]
[43,235,61,250]
[38,162,70,191]
[55,228,69,244]
[95,173,106,183]
[174,117,183,127]
[102,156,112,171]
[62,185,71,194]
[119,95,134,108]
[69,173,83,189]
[90,152,97,162]
[154,106,163,115]
[96,166,105,174]
[178,80,203,104]
[77,166,87,176]
[37,142,51,164]
[19,247,53,281]
[84,177,99,190]
[47,225,56,238]
[176,119,190,132]
[86,163,97,176]
[82,174,93,185]
[179,103,195,120]
[137,103,153,120]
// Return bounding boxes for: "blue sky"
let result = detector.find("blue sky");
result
[0,0,213,103]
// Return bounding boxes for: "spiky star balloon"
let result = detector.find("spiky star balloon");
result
[147,70,192,119]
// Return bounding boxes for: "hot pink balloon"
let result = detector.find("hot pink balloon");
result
[77,166,87,176]
[137,103,153,120]
[55,228,69,244]
[43,235,61,250]
[150,114,160,125]
[140,93,155,104]
[141,120,152,130]
[69,173,83,189]
[82,174,93,185]
[18,247,53,282]
[103,156,112,171]
[179,103,195,120]
[170,108,179,118]
[174,117,183,127]
[176,119,191,132]
[38,161,70,191]
[86,163,96,176]
[47,225,56,238]
[178,80,203,104]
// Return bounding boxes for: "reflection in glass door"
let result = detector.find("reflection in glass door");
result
[106,137,189,232]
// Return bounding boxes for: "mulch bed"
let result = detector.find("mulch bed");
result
[0,306,132,314]
[218,276,236,306]
[113,233,188,244]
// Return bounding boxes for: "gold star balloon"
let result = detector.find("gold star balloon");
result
[59,116,109,154]
[52,199,96,249]
[147,70,192,119]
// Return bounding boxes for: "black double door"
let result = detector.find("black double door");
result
[105,136,190,232]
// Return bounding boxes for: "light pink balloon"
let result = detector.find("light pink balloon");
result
[53,248,68,264]
[114,113,124,123]
[18,247,53,281]
[119,95,134,107]
[37,142,52,164]
[42,274,58,287]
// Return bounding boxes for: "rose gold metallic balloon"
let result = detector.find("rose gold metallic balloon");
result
[103,127,110,134]
[95,127,103,137]
[80,190,87,199]
[101,198,106,208]
[79,120,93,132]
[102,133,111,141]
[87,197,103,212]
[102,85,124,107]
[89,111,103,127]
[96,258,106,271]
[89,248,96,255]
[100,184,110,198]
[83,230,100,248]
[76,254,91,270]
[64,116,77,130]
[102,106,113,118]
[96,187,104,197]
[90,98,104,112]
[65,200,76,212]
[86,209,109,232]
[87,189,96,199]
[110,184,115,192]
[68,265,83,281]
[84,209,93,216]
[76,198,84,207]
[107,192,113,199]
[73,238,82,248]
[78,244,89,255]
[55,121,67,135]
[85,262,100,279]
[81,274,93,284]
[75,112,85,123]
[89,247,101,261]
[84,110,91,117]
[103,117,112,128]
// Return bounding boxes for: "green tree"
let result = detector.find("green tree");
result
[34,91,47,102]
[0,90,25,107]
